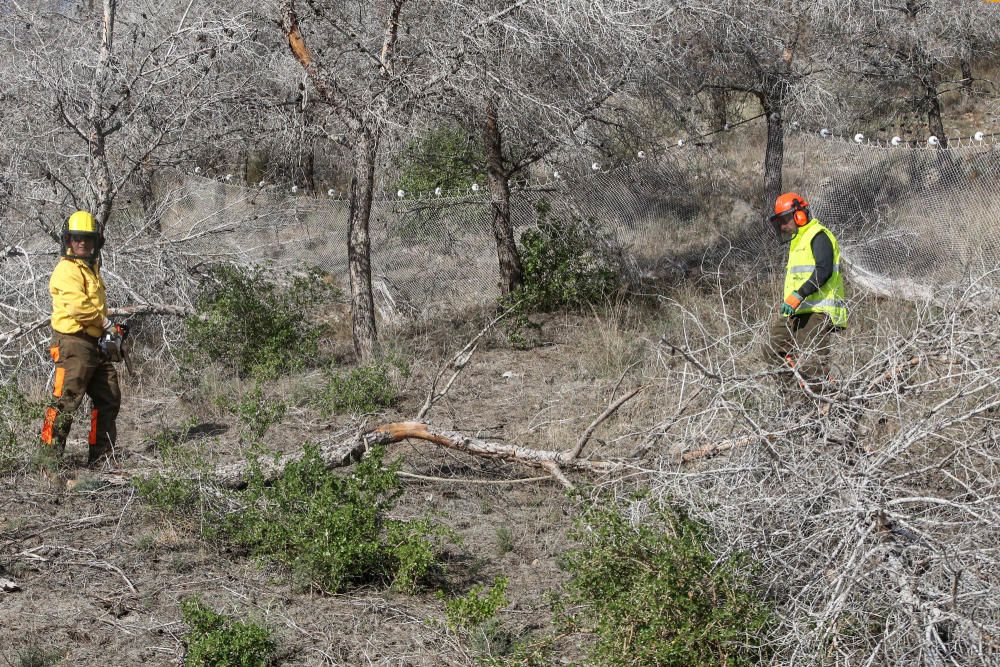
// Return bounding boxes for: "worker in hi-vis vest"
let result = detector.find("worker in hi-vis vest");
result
[40,211,122,467]
[763,193,847,388]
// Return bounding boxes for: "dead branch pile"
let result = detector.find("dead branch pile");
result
[643,284,1000,665]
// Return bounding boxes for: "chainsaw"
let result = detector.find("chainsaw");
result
[98,319,134,374]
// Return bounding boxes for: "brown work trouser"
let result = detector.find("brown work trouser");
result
[762,312,842,384]
[40,330,121,463]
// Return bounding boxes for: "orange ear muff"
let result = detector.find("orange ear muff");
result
[794,209,808,226]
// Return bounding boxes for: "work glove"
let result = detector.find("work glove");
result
[101,316,115,333]
[781,291,802,317]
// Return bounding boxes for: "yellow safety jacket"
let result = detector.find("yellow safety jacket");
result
[783,218,847,328]
[50,257,107,337]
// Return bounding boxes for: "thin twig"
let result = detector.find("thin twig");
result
[568,386,645,460]
[415,305,514,420]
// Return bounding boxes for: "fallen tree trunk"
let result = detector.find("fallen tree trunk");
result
[99,421,754,491]
[211,421,622,489]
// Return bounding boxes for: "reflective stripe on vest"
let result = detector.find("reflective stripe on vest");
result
[783,219,848,328]
[789,264,840,274]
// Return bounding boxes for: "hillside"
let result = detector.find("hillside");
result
[3,254,1000,664]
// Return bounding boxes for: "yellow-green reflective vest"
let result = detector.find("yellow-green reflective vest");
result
[783,219,847,327]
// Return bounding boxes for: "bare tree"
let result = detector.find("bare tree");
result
[279,0,537,357]
[0,1,257,231]
[664,1,842,222]
[841,0,1000,146]
[444,0,668,295]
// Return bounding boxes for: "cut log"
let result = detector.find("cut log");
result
[211,421,620,489]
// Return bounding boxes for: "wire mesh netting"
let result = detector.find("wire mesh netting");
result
[786,133,1000,301]
[3,129,1000,371]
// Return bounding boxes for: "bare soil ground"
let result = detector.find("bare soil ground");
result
[0,302,666,666]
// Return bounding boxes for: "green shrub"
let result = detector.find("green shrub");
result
[135,420,211,516]
[395,126,485,196]
[315,358,407,416]
[13,645,64,667]
[184,265,336,380]
[558,498,773,666]
[442,577,510,631]
[150,418,198,455]
[135,473,203,515]
[222,384,287,442]
[0,382,43,472]
[220,444,448,593]
[495,526,514,556]
[440,577,554,667]
[517,202,621,312]
[180,597,276,666]
[502,202,623,346]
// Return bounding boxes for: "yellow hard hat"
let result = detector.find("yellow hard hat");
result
[62,210,103,261]
[66,210,98,235]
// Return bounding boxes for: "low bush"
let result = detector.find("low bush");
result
[180,597,276,666]
[395,125,485,197]
[503,201,625,346]
[222,384,287,442]
[184,264,336,380]
[314,356,409,416]
[134,473,203,515]
[558,497,773,666]
[0,382,43,472]
[135,420,213,517]
[440,576,554,667]
[13,645,64,667]
[219,444,449,593]
[442,576,510,631]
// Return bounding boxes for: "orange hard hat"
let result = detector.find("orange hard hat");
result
[771,192,810,227]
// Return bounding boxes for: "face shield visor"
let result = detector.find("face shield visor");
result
[769,209,796,242]
[63,231,101,261]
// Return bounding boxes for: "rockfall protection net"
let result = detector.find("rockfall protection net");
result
[787,133,1000,301]
[2,127,999,368]
[150,128,1000,307]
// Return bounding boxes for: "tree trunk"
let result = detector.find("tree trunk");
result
[483,96,524,296]
[924,68,947,148]
[960,58,974,94]
[710,88,727,130]
[302,139,316,193]
[88,0,116,229]
[759,91,784,227]
[348,127,379,360]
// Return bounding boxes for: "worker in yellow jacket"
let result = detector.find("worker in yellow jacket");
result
[40,211,121,467]
[764,193,847,388]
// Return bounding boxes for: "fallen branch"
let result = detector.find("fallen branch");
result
[416,306,513,420]
[201,422,624,489]
[108,304,196,319]
[568,386,644,460]
[679,433,776,463]
[540,460,574,490]
[0,303,197,348]
[120,421,625,490]
[396,470,552,485]
[372,421,620,471]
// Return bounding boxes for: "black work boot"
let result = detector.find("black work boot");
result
[87,444,113,469]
